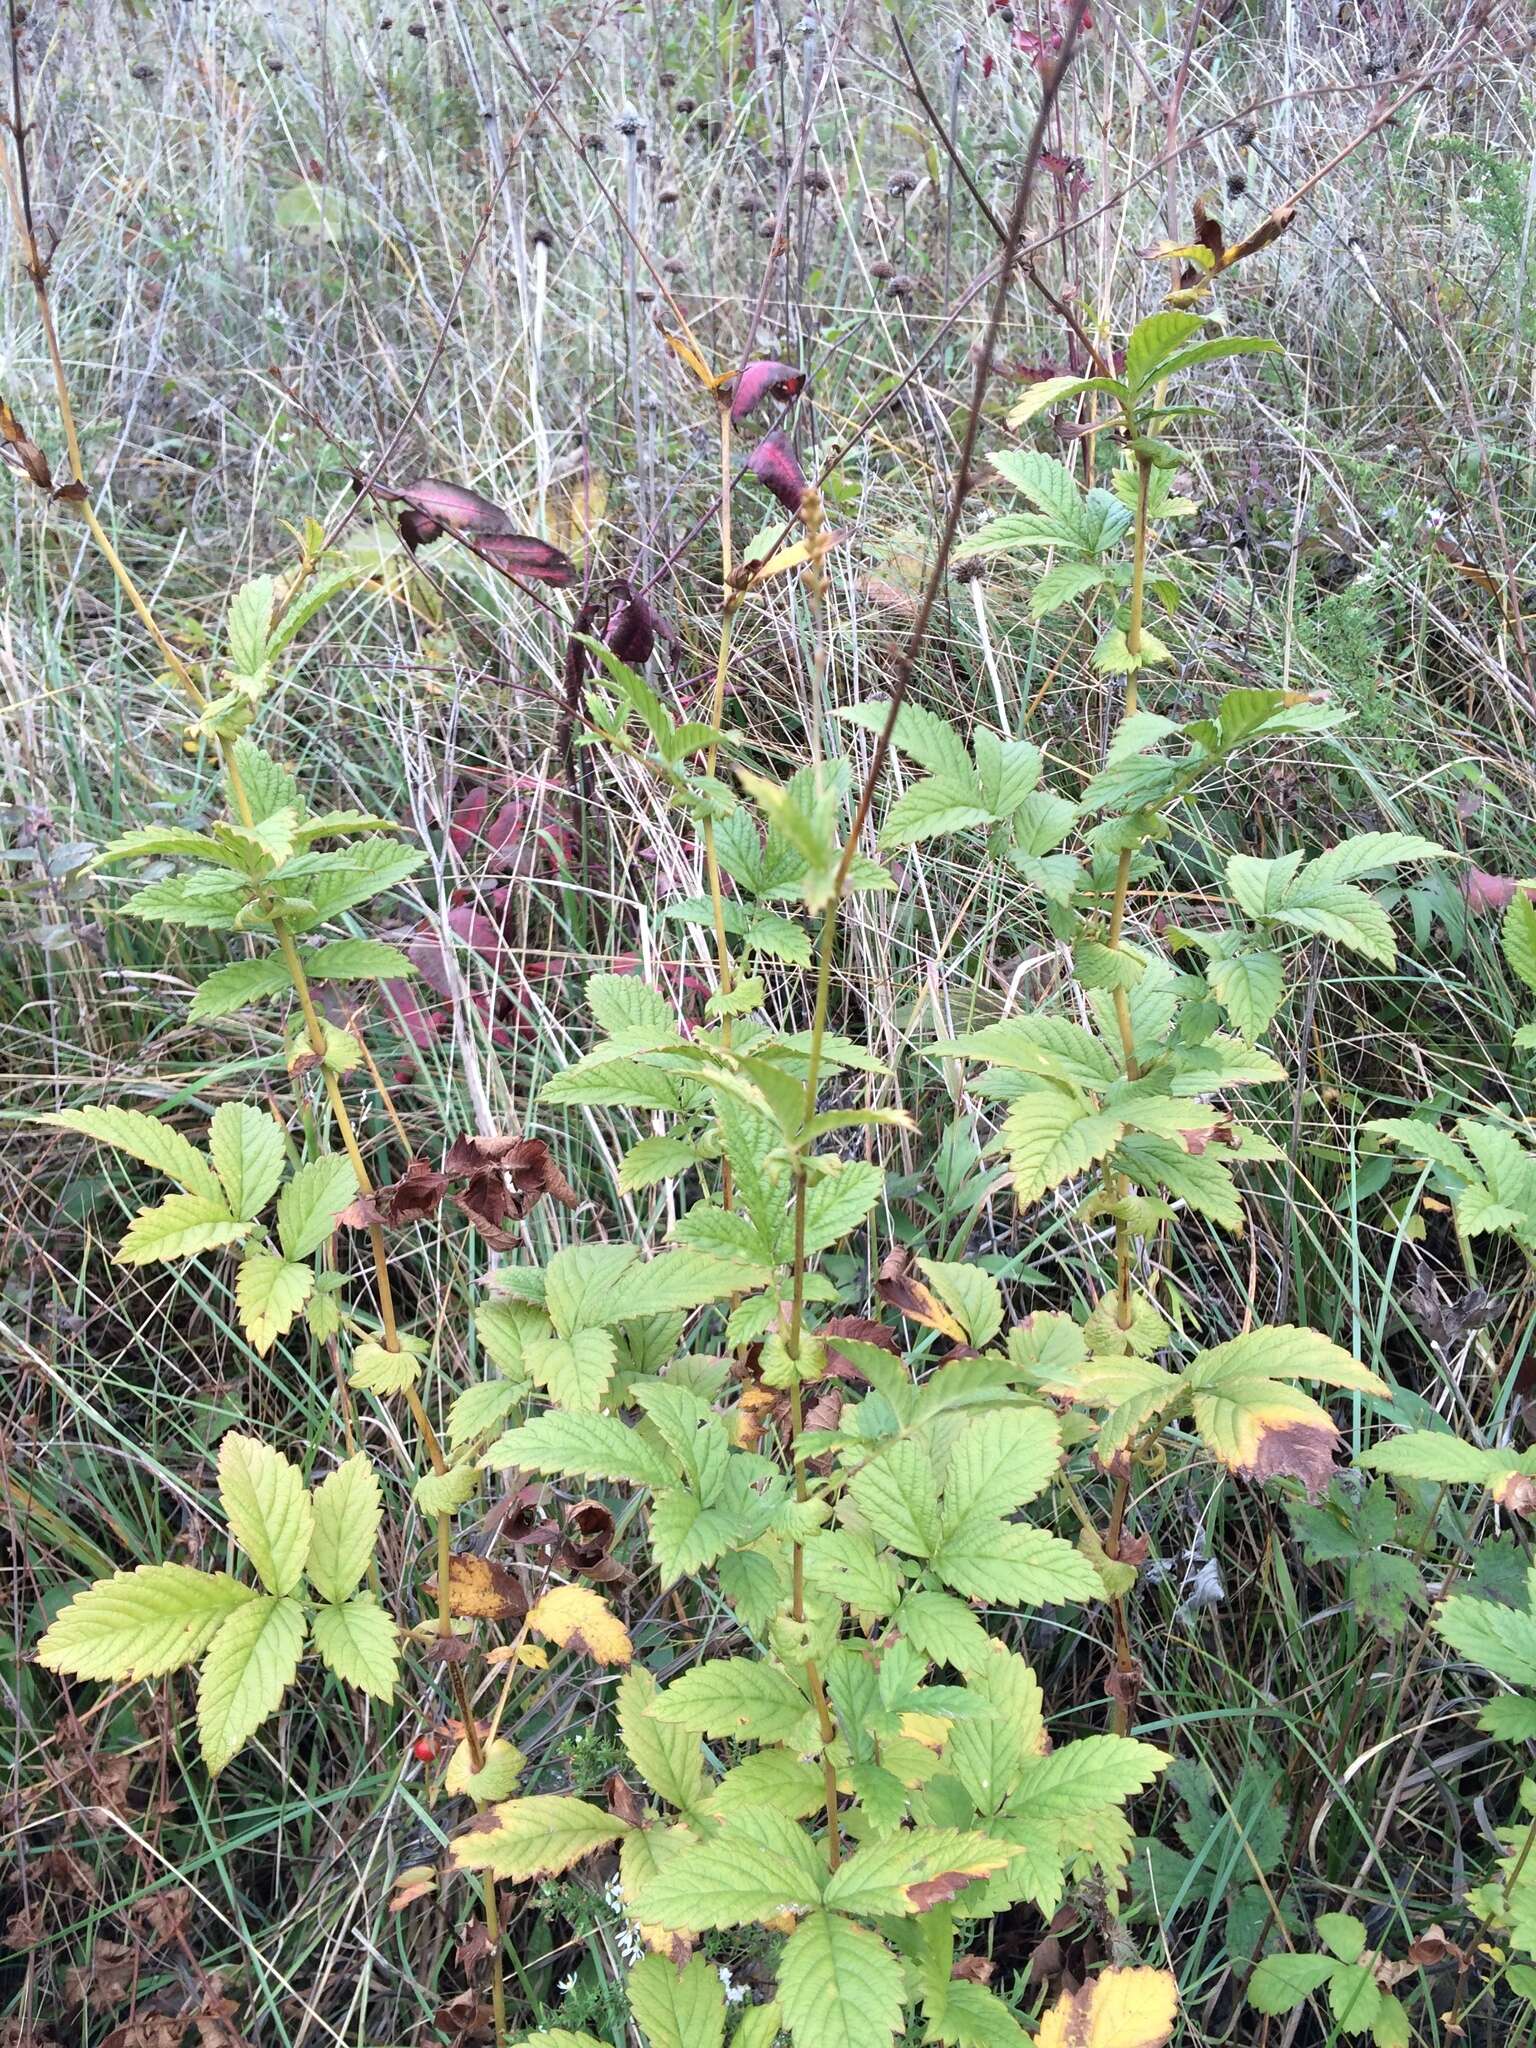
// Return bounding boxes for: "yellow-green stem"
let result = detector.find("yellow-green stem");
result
[701,409,741,1209]
[1100,451,1155,1732]
[780,495,843,1870]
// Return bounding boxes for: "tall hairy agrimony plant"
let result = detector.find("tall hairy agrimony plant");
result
[9,55,1478,2048]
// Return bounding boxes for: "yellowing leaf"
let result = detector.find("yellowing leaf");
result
[448,1795,629,1880]
[445,1734,526,1801]
[36,1565,258,1682]
[526,1584,632,1665]
[349,1339,422,1395]
[310,1592,398,1699]
[663,330,719,390]
[235,1250,313,1355]
[741,531,839,585]
[116,1193,247,1266]
[196,1593,307,1775]
[218,1432,313,1596]
[441,1552,528,1623]
[1037,1967,1178,2048]
[898,1711,952,1751]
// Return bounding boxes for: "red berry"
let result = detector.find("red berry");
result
[412,1736,437,1762]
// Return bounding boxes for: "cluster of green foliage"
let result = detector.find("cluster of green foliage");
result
[26,306,1536,2048]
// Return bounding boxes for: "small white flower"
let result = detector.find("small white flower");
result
[557,1971,579,1997]
[718,1966,748,2006]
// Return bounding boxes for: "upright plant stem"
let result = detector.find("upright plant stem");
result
[775,2,1090,1866]
[1102,450,1154,1732]
[780,486,843,1868]
[703,409,742,1209]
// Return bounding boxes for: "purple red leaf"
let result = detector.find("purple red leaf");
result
[727,358,806,424]
[474,532,575,587]
[747,430,810,516]
[396,478,515,538]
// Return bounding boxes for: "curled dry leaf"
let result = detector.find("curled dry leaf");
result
[493,1485,561,1549]
[1405,1925,1463,1968]
[1175,1117,1237,1157]
[1103,1662,1143,1716]
[877,1246,967,1343]
[100,2017,185,2048]
[0,399,53,491]
[951,1955,995,1985]
[393,477,514,539]
[602,579,673,666]
[444,1134,580,1250]
[803,1386,844,1435]
[746,429,810,517]
[605,1770,648,1827]
[726,358,806,423]
[63,1939,137,2012]
[1492,1471,1536,1517]
[557,1498,629,1584]
[381,479,574,585]
[398,506,444,552]
[341,1157,449,1228]
[735,1382,778,1451]
[421,1633,474,1666]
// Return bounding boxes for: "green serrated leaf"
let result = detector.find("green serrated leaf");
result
[849,1439,941,1558]
[619,1135,703,1193]
[777,1910,905,2048]
[1124,311,1208,391]
[235,1250,314,1354]
[1246,1952,1337,2017]
[112,1176,247,1265]
[349,1339,422,1395]
[628,1953,726,2048]
[310,1592,397,1699]
[218,1432,313,1594]
[617,1666,707,1814]
[36,1565,259,1681]
[307,1454,382,1604]
[647,1657,809,1741]
[307,938,417,982]
[935,1518,1102,1605]
[196,1593,306,1774]
[226,575,276,678]
[276,1154,358,1261]
[415,1466,479,1515]
[448,1795,629,1880]
[188,957,292,1020]
[527,1329,618,1413]
[1503,890,1536,996]
[483,1411,676,1490]
[38,1104,223,1199]
[629,1808,826,1931]
[208,1103,286,1220]
[942,1410,1062,1521]
[1437,1588,1536,1688]
[1001,1093,1122,1207]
